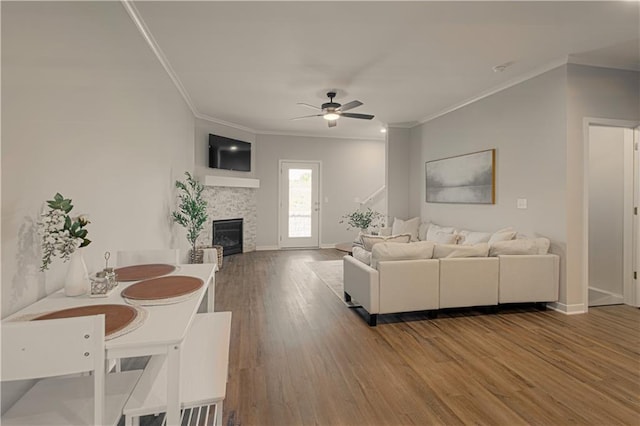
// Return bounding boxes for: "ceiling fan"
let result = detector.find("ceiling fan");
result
[293,91,374,127]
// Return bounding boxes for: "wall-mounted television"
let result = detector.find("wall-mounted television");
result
[208,134,251,172]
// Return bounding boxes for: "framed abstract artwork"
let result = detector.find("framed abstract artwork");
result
[425,149,495,204]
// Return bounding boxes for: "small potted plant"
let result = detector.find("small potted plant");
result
[340,208,384,241]
[172,172,208,263]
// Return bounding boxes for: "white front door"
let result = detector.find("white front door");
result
[279,161,320,248]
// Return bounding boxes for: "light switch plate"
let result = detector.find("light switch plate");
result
[517,198,528,209]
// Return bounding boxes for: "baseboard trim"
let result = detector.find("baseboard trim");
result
[546,302,586,315]
[255,245,279,251]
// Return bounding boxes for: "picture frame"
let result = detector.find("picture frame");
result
[425,149,495,204]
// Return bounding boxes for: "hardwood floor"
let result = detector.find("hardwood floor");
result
[215,249,639,426]
[135,249,640,425]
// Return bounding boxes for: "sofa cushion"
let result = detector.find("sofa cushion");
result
[490,238,551,256]
[371,241,435,269]
[418,222,430,241]
[457,229,492,245]
[361,233,411,251]
[430,232,458,244]
[488,228,516,244]
[391,217,420,242]
[352,246,372,265]
[433,243,490,259]
[426,223,456,242]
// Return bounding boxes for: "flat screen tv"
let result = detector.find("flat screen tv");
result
[208,134,251,172]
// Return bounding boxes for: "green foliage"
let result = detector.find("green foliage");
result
[172,172,208,256]
[339,208,384,231]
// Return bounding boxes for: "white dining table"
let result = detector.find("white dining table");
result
[3,263,216,426]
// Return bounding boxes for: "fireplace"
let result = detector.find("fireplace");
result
[212,219,243,256]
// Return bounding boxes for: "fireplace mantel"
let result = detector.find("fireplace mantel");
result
[203,175,260,188]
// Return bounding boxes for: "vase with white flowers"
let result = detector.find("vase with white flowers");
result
[38,193,91,296]
[339,208,384,243]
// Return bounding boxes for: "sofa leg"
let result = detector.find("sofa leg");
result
[344,292,352,302]
[368,314,378,327]
[535,302,548,311]
[427,310,438,319]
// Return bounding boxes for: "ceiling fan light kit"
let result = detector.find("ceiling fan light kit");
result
[293,91,374,128]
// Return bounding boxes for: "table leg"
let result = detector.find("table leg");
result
[166,344,181,425]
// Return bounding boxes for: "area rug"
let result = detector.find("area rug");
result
[306,260,360,307]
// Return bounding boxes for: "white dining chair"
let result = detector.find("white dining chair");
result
[1,315,142,426]
[123,311,232,426]
[116,249,180,267]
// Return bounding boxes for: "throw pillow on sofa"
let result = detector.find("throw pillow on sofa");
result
[352,246,372,265]
[391,217,420,242]
[457,229,492,245]
[371,241,435,269]
[361,233,411,251]
[430,232,458,244]
[426,223,456,242]
[418,222,430,241]
[433,243,490,258]
[488,227,517,244]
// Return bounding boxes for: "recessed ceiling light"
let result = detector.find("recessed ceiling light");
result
[230,146,238,151]
[380,128,387,133]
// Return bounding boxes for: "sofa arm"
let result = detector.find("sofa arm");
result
[377,259,439,314]
[343,255,379,314]
[498,254,559,303]
[439,257,499,308]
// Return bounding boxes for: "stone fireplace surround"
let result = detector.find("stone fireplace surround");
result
[199,184,257,252]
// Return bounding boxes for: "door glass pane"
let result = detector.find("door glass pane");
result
[288,168,312,237]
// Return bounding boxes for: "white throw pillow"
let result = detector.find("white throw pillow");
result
[391,217,421,242]
[418,222,430,241]
[489,239,538,256]
[457,229,492,245]
[371,241,435,269]
[352,246,372,266]
[433,243,490,259]
[430,232,458,244]
[488,228,516,244]
[361,233,411,251]
[426,223,455,242]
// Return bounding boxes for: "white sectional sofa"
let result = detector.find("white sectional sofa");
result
[343,220,560,326]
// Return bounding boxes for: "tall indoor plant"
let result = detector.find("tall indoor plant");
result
[172,172,209,263]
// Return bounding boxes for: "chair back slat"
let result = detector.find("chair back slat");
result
[1,315,104,381]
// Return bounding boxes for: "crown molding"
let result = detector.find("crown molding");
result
[121,0,199,117]
[194,112,258,134]
[417,56,569,126]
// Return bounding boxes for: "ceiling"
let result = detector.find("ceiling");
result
[130,1,639,140]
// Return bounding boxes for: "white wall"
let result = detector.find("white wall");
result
[565,64,640,309]
[386,127,411,222]
[1,3,195,311]
[254,134,385,247]
[588,126,626,297]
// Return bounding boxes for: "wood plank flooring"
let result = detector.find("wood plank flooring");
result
[133,249,640,425]
[216,249,639,426]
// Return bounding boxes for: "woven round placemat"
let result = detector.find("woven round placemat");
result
[114,263,176,282]
[32,304,139,338]
[121,275,204,302]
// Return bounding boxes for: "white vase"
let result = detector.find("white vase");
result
[65,249,89,296]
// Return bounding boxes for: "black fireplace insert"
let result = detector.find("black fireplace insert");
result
[212,219,243,256]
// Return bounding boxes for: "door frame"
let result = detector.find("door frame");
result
[277,159,322,249]
[582,118,640,311]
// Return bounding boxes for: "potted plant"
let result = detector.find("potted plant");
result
[340,208,384,240]
[172,172,208,263]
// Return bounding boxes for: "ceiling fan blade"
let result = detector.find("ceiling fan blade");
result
[291,114,323,120]
[328,120,337,128]
[297,102,321,110]
[341,112,375,120]
[337,100,363,112]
